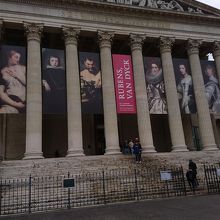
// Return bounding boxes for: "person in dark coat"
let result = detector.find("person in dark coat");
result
[132,138,142,163]
[188,159,199,187]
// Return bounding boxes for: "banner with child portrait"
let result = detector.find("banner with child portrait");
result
[42,48,67,114]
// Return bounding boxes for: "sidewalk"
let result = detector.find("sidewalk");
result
[1,195,220,220]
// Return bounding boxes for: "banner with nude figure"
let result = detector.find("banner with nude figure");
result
[144,57,167,114]
[42,48,67,114]
[112,54,136,114]
[0,45,26,114]
[173,58,197,114]
[79,52,103,114]
[201,60,220,114]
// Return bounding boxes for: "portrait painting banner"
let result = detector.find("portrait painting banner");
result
[79,52,103,114]
[144,57,167,114]
[42,48,67,114]
[201,60,220,114]
[173,58,197,114]
[0,45,26,114]
[112,54,136,114]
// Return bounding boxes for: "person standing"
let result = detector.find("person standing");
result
[132,138,142,163]
[188,159,198,187]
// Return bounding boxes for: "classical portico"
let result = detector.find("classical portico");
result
[0,0,220,161]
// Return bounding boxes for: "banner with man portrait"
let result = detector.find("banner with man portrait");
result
[112,54,136,114]
[144,57,167,114]
[0,45,26,114]
[201,60,220,114]
[173,58,197,114]
[42,48,67,114]
[79,52,103,114]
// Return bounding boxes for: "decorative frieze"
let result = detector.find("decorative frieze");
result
[98,31,114,48]
[24,22,43,42]
[62,27,80,45]
[130,34,145,51]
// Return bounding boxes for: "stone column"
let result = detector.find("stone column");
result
[213,41,220,84]
[187,39,218,150]
[160,37,188,152]
[63,27,84,157]
[98,31,120,155]
[23,23,44,159]
[130,34,156,153]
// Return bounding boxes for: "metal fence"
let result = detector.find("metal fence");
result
[0,165,219,216]
[204,163,220,194]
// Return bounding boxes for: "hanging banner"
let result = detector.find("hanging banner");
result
[0,45,26,114]
[201,60,220,114]
[173,58,197,114]
[144,57,167,114]
[112,54,136,114]
[79,52,103,114]
[42,48,67,114]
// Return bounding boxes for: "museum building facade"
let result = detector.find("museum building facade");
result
[0,0,220,160]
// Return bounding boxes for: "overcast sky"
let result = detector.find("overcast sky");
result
[196,0,220,9]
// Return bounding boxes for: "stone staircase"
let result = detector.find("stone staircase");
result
[0,151,220,179]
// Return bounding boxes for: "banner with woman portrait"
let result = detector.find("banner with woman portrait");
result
[173,58,197,114]
[144,57,167,114]
[112,54,136,114]
[201,60,220,114]
[0,45,26,114]
[42,48,67,114]
[79,52,103,114]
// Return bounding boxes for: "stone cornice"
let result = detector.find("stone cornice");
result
[2,0,220,25]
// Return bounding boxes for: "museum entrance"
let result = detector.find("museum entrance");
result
[82,114,105,156]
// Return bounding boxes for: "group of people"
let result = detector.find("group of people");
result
[121,138,142,163]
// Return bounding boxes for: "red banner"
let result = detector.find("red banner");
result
[112,54,136,114]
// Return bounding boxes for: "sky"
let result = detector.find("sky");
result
[196,0,220,9]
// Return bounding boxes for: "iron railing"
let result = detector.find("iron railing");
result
[0,165,218,216]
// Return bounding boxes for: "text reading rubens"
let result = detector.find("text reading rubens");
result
[112,54,136,113]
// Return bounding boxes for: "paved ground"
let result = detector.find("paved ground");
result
[1,195,220,220]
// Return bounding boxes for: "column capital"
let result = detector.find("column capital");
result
[187,39,202,55]
[98,30,114,48]
[159,36,175,53]
[62,27,80,46]
[24,22,43,42]
[213,41,220,57]
[130,34,145,51]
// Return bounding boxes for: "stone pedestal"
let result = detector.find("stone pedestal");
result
[98,31,120,155]
[187,39,218,151]
[23,23,44,159]
[160,37,188,152]
[63,27,85,157]
[130,34,156,153]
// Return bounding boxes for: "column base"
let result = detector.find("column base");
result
[172,145,189,152]
[203,144,219,151]
[23,152,44,160]
[105,148,121,155]
[142,145,157,153]
[66,149,85,157]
